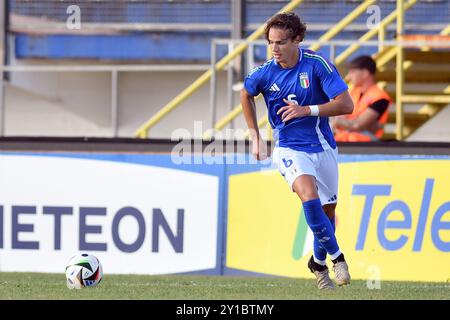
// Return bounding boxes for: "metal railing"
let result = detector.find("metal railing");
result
[0,40,447,139]
[134,0,306,138]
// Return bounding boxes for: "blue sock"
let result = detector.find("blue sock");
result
[303,199,341,262]
[313,215,336,265]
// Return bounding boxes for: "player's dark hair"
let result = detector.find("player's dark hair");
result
[264,12,307,42]
[348,55,377,75]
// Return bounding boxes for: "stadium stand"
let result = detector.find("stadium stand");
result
[9,0,449,61]
[2,0,450,140]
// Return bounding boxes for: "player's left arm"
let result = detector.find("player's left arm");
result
[278,91,353,122]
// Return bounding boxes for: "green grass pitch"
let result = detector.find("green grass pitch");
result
[0,272,448,300]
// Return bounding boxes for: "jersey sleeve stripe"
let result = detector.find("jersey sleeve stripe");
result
[304,53,333,73]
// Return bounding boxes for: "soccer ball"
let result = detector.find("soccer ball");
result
[65,253,103,289]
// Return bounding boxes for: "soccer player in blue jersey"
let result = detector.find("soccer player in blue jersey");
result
[241,12,353,289]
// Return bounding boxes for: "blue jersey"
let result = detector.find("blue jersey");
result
[244,48,348,153]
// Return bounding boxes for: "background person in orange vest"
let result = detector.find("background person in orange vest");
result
[332,55,391,142]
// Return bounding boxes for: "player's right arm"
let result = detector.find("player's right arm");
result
[240,88,269,161]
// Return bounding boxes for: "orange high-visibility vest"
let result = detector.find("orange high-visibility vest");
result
[335,84,391,142]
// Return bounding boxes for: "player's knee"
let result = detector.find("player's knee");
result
[300,193,320,202]
[292,176,319,202]
[295,187,319,202]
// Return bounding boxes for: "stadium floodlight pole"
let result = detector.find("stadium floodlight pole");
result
[134,0,305,138]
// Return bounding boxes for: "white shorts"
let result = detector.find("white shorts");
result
[272,146,339,205]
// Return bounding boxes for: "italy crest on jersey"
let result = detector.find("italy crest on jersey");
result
[299,72,310,89]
